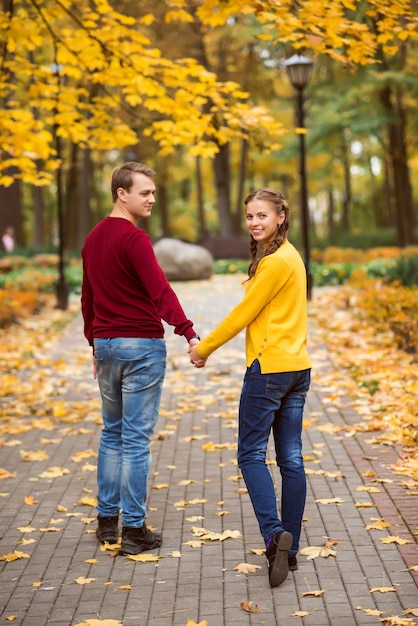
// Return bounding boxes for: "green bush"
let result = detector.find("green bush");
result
[383,255,418,287]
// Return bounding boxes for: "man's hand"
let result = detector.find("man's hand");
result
[188,341,206,368]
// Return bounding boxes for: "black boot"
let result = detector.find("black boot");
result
[119,524,162,555]
[96,515,119,544]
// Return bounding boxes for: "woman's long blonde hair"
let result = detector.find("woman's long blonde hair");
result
[245,188,290,279]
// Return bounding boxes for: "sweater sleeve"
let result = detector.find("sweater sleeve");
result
[81,257,94,346]
[126,231,195,340]
[196,255,290,359]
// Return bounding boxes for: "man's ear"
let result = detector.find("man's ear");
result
[117,187,126,202]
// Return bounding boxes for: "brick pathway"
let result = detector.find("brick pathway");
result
[0,275,416,626]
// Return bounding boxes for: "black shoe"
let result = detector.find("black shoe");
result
[288,555,298,571]
[119,525,162,555]
[266,530,293,587]
[96,515,119,544]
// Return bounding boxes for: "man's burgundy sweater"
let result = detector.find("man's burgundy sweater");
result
[81,217,195,346]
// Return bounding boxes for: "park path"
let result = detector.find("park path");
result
[0,274,416,626]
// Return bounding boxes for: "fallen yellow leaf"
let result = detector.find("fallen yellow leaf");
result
[126,553,162,562]
[380,536,410,545]
[24,495,38,505]
[74,576,97,585]
[370,586,396,593]
[302,589,326,597]
[299,545,337,560]
[0,550,30,562]
[234,562,261,573]
[240,600,259,613]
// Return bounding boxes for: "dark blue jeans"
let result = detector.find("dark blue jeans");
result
[237,359,311,555]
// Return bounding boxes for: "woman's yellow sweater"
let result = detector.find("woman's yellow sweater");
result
[196,240,311,374]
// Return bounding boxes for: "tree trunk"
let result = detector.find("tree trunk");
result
[65,143,80,251]
[213,143,233,235]
[327,186,336,244]
[0,168,23,247]
[380,84,414,246]
[77,148,92,250]
[233,138,248,234]
[341,142,351,233]
[32,182,45,249]
[195,156,207,242]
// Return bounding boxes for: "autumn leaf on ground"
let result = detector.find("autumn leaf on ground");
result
[404,608,418,617]
[234,563,261,574]
[380,536,410,545]
[235,487,248,494]
[17,525,37,533]
[18,538,36,545]
[315,498,344,505]
[362,608,385,616]
[0,550,30,562]
[356,485,381,493]
[118,584,132,589]
[250,548,266,556]
[85,559,98,564]
[38,467,70,478]
[126,553,162,562]
[192,526,241,542]
[5,615,17,621]
[355,502,375,508]
[240,601,259,613]
[79,496,98,507]
[174,498,207,508]
[71,449,97,462]
[20,449,48,461]
[370,586,396,593]
[302,589,326,597]
[0,469,16,479]
[24,495,38,505]
[99,542,119,551]
[183,540,204,548]
[186,620,207,626]
[151,483,169,490]
[74,576,97,585]
[365,518,391,531]
[300,545,337,559]
[185,516,204,522]
[168,551,181,558]
[32,581,42,588]
[39,527,62,532]
[292,610,310,617]
[380,616,417,625]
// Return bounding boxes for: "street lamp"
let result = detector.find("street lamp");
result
[283,53,313,300]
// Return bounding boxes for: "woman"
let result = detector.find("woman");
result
[189,188,311,587]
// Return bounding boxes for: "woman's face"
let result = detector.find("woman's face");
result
[245,199,285,244]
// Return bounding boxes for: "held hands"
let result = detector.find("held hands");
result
[188,339,207,368]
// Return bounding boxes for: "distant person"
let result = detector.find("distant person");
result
[189,188,311,587]
[1,226,15,253]
[81,161,203,556]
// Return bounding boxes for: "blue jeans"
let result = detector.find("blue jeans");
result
[93,337,166,528]
[237,360,311,555]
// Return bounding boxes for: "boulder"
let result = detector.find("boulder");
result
[153,238,213,281]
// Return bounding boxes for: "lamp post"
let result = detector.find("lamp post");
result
[283,53,313,300]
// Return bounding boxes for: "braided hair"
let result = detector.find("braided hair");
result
[245,188,290,279]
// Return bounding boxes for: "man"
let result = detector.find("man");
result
[81,161,201,555]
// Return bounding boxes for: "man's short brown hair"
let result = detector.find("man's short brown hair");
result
[111,162,157,202]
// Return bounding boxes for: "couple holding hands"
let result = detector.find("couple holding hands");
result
[81,161,311,588]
